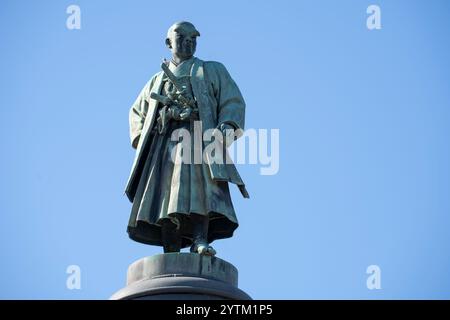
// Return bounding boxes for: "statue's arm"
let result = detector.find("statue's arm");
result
[207,62,246,139]
[129,76,156,149]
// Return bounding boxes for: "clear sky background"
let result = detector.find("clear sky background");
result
[1,0,450,299]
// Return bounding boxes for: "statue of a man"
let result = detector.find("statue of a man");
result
[124,21,248,256]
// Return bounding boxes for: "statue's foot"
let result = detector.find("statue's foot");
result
[190,241,216,256]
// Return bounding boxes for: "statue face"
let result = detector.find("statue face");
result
[166,24,198,60]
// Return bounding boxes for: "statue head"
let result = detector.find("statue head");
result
[165,21,200,62]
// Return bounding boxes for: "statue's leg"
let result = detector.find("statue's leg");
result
[161,218,181,253]
[190,213,216,256]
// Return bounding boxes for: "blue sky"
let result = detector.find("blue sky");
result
[1,0,450,299]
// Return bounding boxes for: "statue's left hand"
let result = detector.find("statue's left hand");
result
[219,123,235,134]
[216,123,236,148]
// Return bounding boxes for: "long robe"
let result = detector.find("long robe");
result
[125,57,248,247]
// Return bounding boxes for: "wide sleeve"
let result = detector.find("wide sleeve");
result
[208,62,246,139]
[128,76,155,149]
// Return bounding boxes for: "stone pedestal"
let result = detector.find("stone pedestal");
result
[111,253,251,300]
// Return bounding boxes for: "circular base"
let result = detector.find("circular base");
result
[111,253,251,300]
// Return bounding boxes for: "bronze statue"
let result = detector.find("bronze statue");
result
[124,21,248,256]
